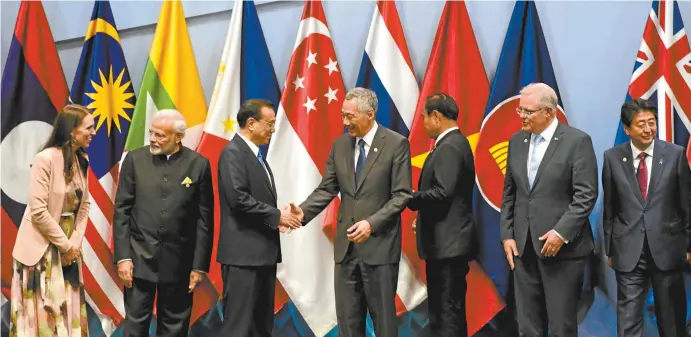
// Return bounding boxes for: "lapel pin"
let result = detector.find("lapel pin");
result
[373,148,378,152]
[659,159,663,164]
[524,139,528,143]
[623,157,627,162]
[554,137,559,141]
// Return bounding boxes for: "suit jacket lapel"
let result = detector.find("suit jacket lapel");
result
[531,125,565,191]
[345,136,356,194]
[356,128,386,193]
[515,133,531,194]
[264,160,277,199]
[619,143,644,204]
[235,135,275,196]
[419,146,436,190]
[646,141,665,205]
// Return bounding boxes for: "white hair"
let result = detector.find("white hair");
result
[153,109,187,134]
[345,87,378,116]
[520,83,558,113]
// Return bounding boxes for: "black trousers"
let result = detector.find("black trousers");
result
[615,237,686,337]
[219,264,276,337]
[426,256,470,337]
[335,245,399,337]
[513,238,586,337]
[123,277,193,337]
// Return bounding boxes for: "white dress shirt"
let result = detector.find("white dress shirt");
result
[631,140,654,191]
[526,118,568,243]
[435,126,459,148]
[353,122,379,169]
[527,117,558,174]
[238,132,272,186]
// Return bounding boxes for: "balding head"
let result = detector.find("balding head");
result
[517,83,558,134]
[519,83,558,113]
[149,110,186,155]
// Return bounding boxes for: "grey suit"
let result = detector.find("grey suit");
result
[300,125,412,337]
[500,122,598,337]
[603,140,691,337]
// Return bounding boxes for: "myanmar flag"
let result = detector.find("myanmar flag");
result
[125,0,207,152]
[123,0,216,325]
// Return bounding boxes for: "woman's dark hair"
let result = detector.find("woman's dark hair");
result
[41,104,91,183]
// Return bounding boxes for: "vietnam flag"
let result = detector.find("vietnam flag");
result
[404,1,505,334]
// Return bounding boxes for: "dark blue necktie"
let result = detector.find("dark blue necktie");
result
[355,139,366,189]
[257,151,266,169]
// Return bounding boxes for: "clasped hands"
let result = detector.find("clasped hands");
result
[279,203,304,233]
[60,246,81,266]
[278,204,372,243]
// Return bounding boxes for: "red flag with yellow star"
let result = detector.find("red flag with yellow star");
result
[404,1,505,334]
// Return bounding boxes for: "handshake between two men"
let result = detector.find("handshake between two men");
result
[277,203,373,244]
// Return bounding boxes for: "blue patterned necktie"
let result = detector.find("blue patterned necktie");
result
[257,151,266,169]
[355,139,366,189]
[528,134,543,188]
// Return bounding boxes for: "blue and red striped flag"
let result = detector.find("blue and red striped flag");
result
[355,0,427,320]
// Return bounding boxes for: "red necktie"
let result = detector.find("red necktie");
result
[637,152,648,200]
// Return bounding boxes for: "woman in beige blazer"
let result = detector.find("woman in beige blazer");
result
[9,104,95,337]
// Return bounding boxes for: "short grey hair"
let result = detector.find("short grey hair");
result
[520,83,558,113]
[345,87,378,116]
[153,109,187,134]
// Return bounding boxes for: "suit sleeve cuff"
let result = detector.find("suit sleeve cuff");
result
[552,230,569,244]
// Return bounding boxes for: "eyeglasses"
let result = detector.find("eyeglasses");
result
[515,107,543,116]
[255,119,276,128]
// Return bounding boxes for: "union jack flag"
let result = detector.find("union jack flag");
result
[616,0,691,148]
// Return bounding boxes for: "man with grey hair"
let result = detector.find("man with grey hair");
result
[291,87,412,337]
[113,110,214,337]
[500,83,598,337]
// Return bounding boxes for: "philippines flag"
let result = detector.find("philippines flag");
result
[195,0,285,321]
[615,0,691,149]
[355,0,427,319]
[69,1,133,333]
[266,1,345,335]
[1,0,68,305]
[473,0,571,332]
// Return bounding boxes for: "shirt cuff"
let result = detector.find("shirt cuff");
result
[192,269,207,274]
[552,230,569,244]
[117,259,132,264]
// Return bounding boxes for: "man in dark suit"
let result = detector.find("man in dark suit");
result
[500,83,598,337]
[292,87,412,337]
[113,110,214,337]
[216,99,302,336]
[603,99,691,337]
[406,93,475,336]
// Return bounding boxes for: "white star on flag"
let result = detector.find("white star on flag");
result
[303,96,317,113]
[324,87,338,104]
[324,57,339,75]
[306,50,318,68]
[293,74,305,91]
